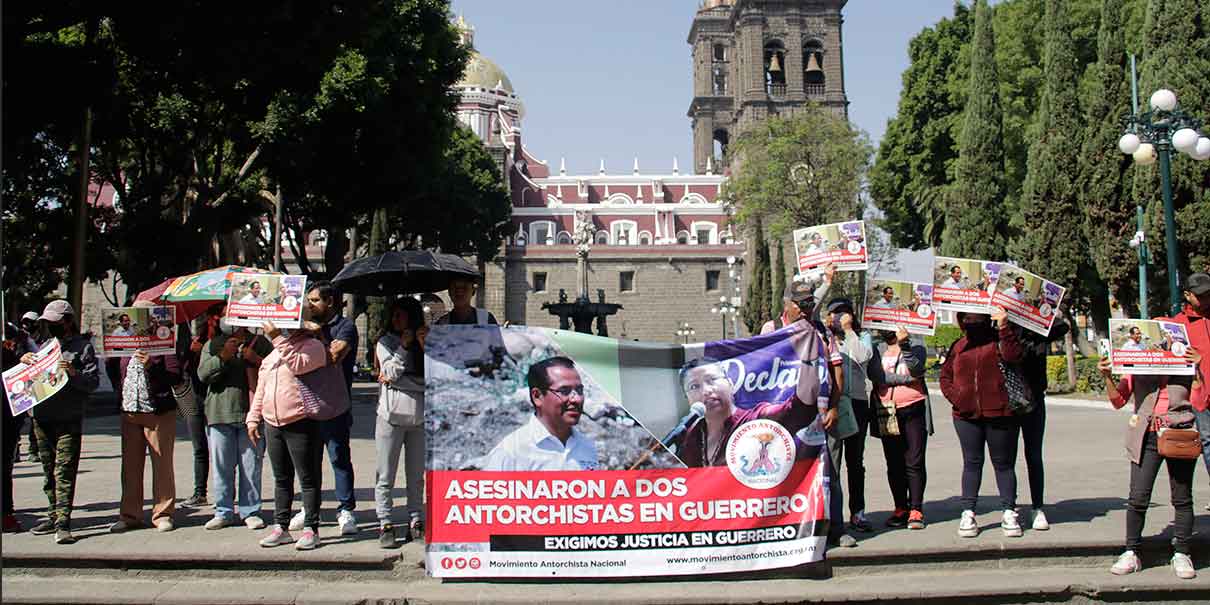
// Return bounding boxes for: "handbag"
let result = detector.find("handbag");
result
[998,342,1034,415]
[1157,428,1201,459]
[297,362,351,421]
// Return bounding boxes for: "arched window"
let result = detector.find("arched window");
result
[610,220,637,246]
[763,41,786,96]
[638,231,652,246]
[691,221,718,245]
[529,220,556,246]
[803,40,825,95]
[556,231,573,245]
[676,230,691,245]
[712,129,729,166]
[595,231,609,245]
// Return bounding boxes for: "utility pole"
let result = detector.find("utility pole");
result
[68,18,98,311]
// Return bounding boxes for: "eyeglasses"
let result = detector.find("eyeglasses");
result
[543,385,585,399]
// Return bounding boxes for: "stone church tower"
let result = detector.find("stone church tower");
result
[688,0,849,175]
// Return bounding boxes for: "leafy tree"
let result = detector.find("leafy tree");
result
[741,221,773,333]
[941,0,1008,259]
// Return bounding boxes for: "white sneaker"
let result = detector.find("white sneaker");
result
[1172,553,1197,580]
[243,516,266,530]
[154,518,175,533]
[204,516,234,530]
[957,509,979,538]
[1031,509,1050,531]
[259,525,293,547]
[288,509,306,531]
[1001,509,1023,537]
[337,509,358,535]
[1110,550,1141,575]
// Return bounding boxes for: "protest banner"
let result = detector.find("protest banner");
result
[100,306,177,357]
[224,273,307,328]
[988,265,1066,336]
[3,339,68,416]
[424,325,831,578]
[862,279,937,336]
[933,256,1002,314]
[1107,319,1195,376]
[792,220,868,276]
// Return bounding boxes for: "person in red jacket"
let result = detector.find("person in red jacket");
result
[1168,273,1210,504]
[940,306,1025,539]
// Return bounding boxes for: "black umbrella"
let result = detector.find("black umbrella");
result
[331,250,480,296]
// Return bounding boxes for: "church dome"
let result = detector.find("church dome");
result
[455,16,514,93]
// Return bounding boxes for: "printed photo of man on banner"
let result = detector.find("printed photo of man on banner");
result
[3,339,68,416]
[224,273,307,328]
[99,306,177,357]
[792,220,868,276]
[423,323,831,578]
[988,265,1066,336]
[1108,319,1196,376]
[933,256,1001,314]
[861,279,937,336]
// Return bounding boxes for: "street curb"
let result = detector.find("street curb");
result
[1,549,402,572]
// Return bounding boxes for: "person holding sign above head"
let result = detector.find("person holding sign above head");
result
[940,307,1026,540]
[480,357,598,471]
[759,264,836,335]
[21,300,99,545]
[1099,340,1203,579]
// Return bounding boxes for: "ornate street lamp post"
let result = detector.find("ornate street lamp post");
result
[1119,88,1209,315]
[675,321,696,345]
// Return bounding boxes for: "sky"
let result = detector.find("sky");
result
[449,0,961,176]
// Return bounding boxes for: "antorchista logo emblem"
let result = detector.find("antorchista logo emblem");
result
[725,419,796,489]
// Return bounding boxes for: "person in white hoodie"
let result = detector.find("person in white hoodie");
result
[373,297,428,548]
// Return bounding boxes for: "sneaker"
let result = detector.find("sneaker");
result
[1031,509,1050,531]
[337,509,358,535]
[155,518,175,532]
[379,523,397,549]
[109,519,143,533]
[54,529,76,544]
[1110,550,1141,575]
[295,528,319,550]
[409,516,424,540]
[30,519,56,535]
[1172,553,1196,579]
[243,516,266,530]
[259,525,293,547]
[204,516,234,530]
[957,510,979,538]
[907,510,925,530]
[828,533,857,548]
[288,509,306,531]
[1001,509,1023,538]
[182,493,207,507]
[886,508,909,528]
[3,514,23,533]
[848,511,873,533]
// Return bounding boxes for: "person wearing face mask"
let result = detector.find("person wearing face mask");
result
[824,298,874,536]
[939,306,1025,539]
[20,300,100,545]
[869,325,933,530]
[3,321,39,533]
[759,264,836,335]
[1167,273,1210,509]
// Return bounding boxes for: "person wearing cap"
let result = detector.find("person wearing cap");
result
[1168,272,1210,509]
[824,298,874,536]
[759,264,836,335]
[19,300,99,545]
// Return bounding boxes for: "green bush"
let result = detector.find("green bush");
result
[1046,355,1105,394]
[924,324,963,355]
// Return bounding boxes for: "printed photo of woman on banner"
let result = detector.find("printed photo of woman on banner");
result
[423,324,832,579]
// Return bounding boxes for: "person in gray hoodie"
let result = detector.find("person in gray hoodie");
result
[21,300,99,544]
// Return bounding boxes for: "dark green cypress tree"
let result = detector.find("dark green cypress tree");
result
[1079,0,1140,316]
[1010,0,1086,290]
[940,0,1007,259]
[742,221,773,333]
[771,235,786,321]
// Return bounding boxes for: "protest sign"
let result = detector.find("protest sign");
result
[988,265,1066,336]
[1107,319,1195,376]
[4,339,68,416]
[933,256,1002,314]
[424,325,830,578]
[100,306,177,357]
[792,220,868,275]
[224,273,307,328]
[862,279,937,336]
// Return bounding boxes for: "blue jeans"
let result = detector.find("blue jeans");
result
[1194,407,1210,480]
[321,410,355,512]
[207,423,264,520]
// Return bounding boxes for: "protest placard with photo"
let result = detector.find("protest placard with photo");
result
[792,220,868,275]
[988,265,1066,336]
[4,339,68,416]
[424,325,829,578]
[224,272,307,328]
[1107,319,1195,376]
[862,279,937,336]
[933,256,1002,314]
[100,306,177,357]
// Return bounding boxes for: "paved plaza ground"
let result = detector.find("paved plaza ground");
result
[3,383,1209,603]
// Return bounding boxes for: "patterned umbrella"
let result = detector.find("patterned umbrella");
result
[139,265,271,322]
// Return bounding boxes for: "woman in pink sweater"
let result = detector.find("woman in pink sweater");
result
[246,321,328,550]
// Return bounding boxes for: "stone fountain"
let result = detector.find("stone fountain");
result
[541,211,622,336]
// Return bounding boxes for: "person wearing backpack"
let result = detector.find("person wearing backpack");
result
[939,306,1026,539]
[374,297,428,548]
